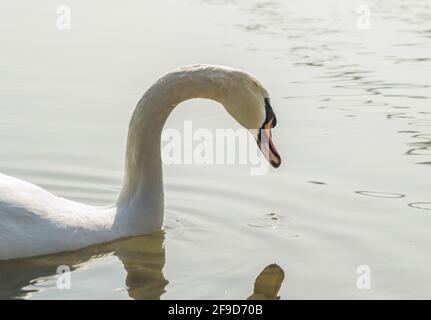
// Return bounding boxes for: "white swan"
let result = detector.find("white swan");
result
[0,65,281,260]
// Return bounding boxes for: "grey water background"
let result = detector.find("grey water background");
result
[0,0,430,299]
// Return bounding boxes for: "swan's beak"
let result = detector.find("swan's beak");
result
[257,118,281,168]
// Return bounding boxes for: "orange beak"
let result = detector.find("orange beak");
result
[257,118,281,168]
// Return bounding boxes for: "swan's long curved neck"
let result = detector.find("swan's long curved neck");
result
[115,66,228,233]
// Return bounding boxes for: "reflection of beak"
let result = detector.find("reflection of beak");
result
[257,118,281,168]
[247,263,285,300]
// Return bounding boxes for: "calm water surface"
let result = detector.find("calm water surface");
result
[0,0,430,299]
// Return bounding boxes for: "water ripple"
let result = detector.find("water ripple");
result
[409,203,431,211]
[355,191,406,199]
[247,213,285,229]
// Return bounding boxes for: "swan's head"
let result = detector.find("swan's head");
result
[220,68,282,168]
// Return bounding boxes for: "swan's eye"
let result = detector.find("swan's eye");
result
[263,97,277,128]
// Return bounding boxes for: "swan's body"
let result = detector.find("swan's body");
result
[0,65,280,260]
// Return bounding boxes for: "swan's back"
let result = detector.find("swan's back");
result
[0,174,115,260]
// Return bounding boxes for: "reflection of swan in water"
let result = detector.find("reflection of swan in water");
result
[0,233,284,300]
[247,264,285,300]
[0,232,167,300]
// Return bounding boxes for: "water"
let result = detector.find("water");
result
[0,0,430,299]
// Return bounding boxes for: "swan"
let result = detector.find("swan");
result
[0,64,281,260]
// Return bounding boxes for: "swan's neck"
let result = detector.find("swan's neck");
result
[116,66,227,233]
